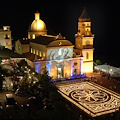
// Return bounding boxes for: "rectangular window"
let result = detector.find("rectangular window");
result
[43,52,45,57]
[36,50,38,55]
[86,52,89,59]
[39,51,41,57]
[32,34,35,39]
[31,48,33,53]
[34,49,35,54]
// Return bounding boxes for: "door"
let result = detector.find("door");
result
[57,67,63,79]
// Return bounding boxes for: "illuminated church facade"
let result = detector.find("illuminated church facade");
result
[15,8,94,80]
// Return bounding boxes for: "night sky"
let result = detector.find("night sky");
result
[0,0,119,66]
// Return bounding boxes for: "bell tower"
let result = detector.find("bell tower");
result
[75,7,94,73]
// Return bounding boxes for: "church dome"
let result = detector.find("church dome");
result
[31,12,46,31]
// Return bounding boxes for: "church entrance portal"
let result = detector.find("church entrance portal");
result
[57,67,63,79]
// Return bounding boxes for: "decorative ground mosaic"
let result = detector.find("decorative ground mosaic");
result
[57,82,120,117]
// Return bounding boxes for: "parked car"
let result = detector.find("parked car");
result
[5,94,17,109]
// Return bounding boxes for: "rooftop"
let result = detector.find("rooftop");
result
[19,38,30,44]
[30,35,56,45]
[0,46,23,59]
[79,7,91,22]
[22,52,41,62]
[30,33,70,46]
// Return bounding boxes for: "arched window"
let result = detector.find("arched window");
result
[5,34,9,39]
[36,50,38,55]
[39,51,41,57]
[82,24,85,26]
[87,23,89,26]
[32,34,35,39]
[33,49,35,54]
[86,29,89,36]
[43,52,45,57]
[86,40,90,46]
[31,48,33,53]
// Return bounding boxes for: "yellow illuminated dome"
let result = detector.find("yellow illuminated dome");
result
[31,12,46,31]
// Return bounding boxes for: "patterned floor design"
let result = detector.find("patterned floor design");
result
[57,82,120,117]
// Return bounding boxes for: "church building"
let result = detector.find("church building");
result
[15,8,94,80]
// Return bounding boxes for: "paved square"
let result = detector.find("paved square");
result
[57,82,120,117]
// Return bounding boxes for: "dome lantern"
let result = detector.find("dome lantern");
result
[35,11,40,20]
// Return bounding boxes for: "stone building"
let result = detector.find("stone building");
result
[15,8,94,80]
[0,26,12,50]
